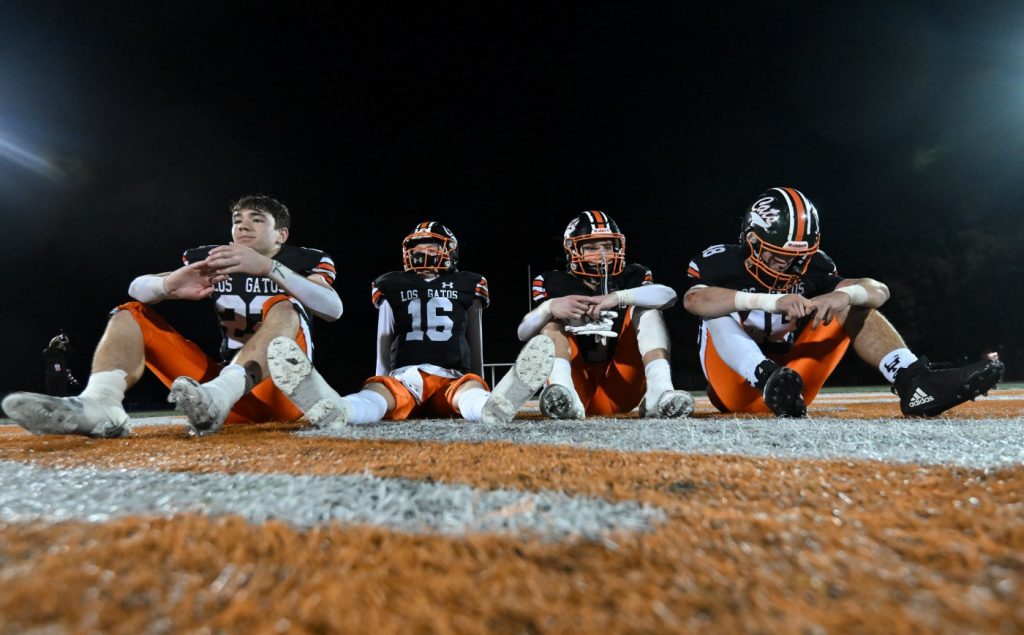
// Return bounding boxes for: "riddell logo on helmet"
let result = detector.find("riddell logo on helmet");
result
[784,241,809,249]
[591,227,612,234]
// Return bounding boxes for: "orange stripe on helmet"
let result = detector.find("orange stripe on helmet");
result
[590,210,606,227]
[783,188,806,241]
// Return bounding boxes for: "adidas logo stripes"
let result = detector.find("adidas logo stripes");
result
[908,387,934,408]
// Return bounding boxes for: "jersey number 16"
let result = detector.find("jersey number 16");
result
[406,297,454,342]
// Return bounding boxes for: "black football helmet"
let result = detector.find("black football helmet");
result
[402,221,459,272]
[739,187,821,292]
[563,210,626,278]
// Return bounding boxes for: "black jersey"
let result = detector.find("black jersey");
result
[531,263,654,363]
[371,270,489,373]
[183,244,337,361]
[685,243,842,350]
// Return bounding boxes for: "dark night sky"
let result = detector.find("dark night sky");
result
[1,1,1022,403]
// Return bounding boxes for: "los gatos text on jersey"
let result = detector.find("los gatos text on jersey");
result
[213,277,285,294]
[400,288,459,302]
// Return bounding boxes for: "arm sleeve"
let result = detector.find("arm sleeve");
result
[128,274,170,304]
[268,261,343,321]
[467,300,484,377]
[517,299,553,341]
[615,284,677,309]
[375,300,396,376]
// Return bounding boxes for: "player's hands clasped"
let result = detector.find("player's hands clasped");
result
[808,292,852,329]
[550,295,599,321]
[164,262,225,300]
[205,245,273,277]
[775,294,817,321]
[585,293,620,320]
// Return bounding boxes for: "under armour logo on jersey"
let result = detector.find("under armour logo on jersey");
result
[441,282,454,289]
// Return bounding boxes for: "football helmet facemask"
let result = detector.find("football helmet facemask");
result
[402,221,459,272]
[739,187,820,292]
[563,210,626,278]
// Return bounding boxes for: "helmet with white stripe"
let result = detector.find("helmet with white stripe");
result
[739,187,821,292]
[402,221,459,272]
[563,210,626,278]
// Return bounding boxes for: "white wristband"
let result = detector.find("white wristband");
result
[615,289,634,307]
[734,291,780,313]
[837,284,869,305]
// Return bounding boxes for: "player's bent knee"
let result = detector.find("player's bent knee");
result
[263,297,301,327]
[541,321,569,339]
[111,301,160,328]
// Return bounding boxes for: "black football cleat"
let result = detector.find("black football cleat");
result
[761,366,806,418]
[893,356,1005,417]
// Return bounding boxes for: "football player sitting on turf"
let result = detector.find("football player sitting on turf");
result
[683,187,1005,417]
[517,211,695,420]
[2,194,342,437]
[267,222,554,427]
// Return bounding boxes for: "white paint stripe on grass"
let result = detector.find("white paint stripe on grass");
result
[0,461,664,542]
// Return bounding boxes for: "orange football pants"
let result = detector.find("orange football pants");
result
[703,318,850,414]
[568,307,646,415]
[364,371,488,420]
[116,298,307,424]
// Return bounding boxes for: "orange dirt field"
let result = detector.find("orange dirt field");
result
[0,390,1021,634]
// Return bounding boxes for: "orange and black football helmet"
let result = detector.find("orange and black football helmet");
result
[563,210,626,278]
[402,221,459,272]
[739,187,821,292]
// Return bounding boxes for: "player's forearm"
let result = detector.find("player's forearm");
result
[683,285,750,318]
[836,278,889,308]
[128,274,170,304]
[517,300,554,341]
[613,284,677,310]
[267,261,343,321]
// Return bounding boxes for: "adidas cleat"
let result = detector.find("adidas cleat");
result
[539,383,585,419]
[762,366,806,418]
[893,356,1005,417]
[639,389,696,419]
[481,335,555,424]
[1,392,130,438]
[267,337,349,429]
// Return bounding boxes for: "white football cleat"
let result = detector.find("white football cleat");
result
[539,383,586,419]
[481,335,555,424]
[168,377,232,437]
[639,389,695,419]
[267,337,349,429]
[1,392,130,438]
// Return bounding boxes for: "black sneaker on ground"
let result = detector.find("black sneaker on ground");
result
[762,366,806,418]
[893,356,1005,417]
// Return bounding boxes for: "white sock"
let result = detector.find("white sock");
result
[455,386,489,422]
[879,348,918,384]
[201,364,248,409]
[644,358,673,396]
[80,369,128,405]
[345,389,389,425]
[549,357,574,388]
